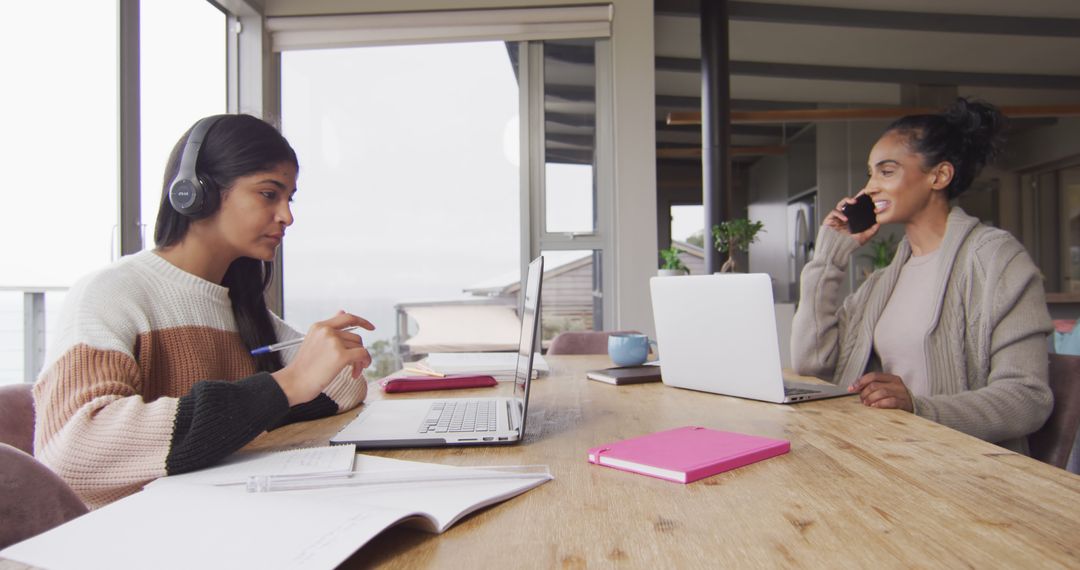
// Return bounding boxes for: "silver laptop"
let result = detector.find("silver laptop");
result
[650,273,850,404]
[331,256,544,448]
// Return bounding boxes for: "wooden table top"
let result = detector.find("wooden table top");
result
[243,355,1080,568]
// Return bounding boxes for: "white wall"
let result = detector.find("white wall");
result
[748,154,791,301]
[261,0,659,336]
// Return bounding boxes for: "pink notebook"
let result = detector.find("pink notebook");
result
[587,426,789,483]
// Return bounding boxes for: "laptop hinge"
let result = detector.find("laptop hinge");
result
[507,399,522,433]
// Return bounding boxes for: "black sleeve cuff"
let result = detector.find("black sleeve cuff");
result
[269,394,340,431]
[166,372,290,475]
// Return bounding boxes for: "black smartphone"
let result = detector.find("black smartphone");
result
[841,194,876,233]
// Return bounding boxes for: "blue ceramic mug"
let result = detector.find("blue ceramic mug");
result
[608,333,654,367]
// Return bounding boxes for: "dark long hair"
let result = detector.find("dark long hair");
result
[886,98,1006,200]
[155,114,298,373]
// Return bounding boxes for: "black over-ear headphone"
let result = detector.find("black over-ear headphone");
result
[168,116,224,216]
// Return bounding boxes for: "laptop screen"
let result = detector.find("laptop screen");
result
[513,256,544,435]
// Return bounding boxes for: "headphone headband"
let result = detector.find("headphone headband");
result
[168,116,224,216]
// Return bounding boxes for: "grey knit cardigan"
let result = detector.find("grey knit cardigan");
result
[792,207,1053,454]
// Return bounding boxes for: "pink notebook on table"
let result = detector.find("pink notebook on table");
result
[587,426,789,483]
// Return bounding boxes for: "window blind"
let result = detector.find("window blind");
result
[266,5,612,51]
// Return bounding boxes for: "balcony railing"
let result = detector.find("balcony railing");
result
[0,286,68,384]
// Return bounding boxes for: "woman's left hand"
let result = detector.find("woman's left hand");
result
[848,372,914,412]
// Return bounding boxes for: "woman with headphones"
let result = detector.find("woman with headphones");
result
[33,115,373,508]
[791,98,1053,454]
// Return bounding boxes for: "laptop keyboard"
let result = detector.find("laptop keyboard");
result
[784,386,818,396]
[418,400,498,434]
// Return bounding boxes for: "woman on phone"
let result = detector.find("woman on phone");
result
[791,98,1052,453]
[34,115,373,508]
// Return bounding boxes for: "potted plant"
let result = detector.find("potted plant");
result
[712,218,765,273]
[860,234,900,279]
[658,245,689,276]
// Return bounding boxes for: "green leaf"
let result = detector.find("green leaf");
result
[659,246,688,271]
[711,219,765,254]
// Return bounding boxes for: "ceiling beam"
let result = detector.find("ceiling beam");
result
[657,94,819,111]
[658,122,792,137]
[658,145,788,159]
[540,42,595,66]
[656,57,1080,90]
[666,104,1080,125]
[726,1,1080,39]
[656,1,1080,38]
[546,111,595,129]
[546,133,596,147]
[545,84,595,103]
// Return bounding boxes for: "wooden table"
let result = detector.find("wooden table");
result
[244,355,1080,568]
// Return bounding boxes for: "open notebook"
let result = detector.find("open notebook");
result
[2,451,552,570]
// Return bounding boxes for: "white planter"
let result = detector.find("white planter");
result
[657,269,686,277]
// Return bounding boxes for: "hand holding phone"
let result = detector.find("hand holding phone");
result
[841,194,877,234]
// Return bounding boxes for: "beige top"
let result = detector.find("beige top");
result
[873,247,941,397]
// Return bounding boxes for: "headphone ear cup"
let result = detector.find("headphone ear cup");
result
[169,176,205,216]
[168,115,222,217]
[197,175,219,215]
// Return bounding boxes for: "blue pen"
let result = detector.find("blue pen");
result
[250,326,365,355]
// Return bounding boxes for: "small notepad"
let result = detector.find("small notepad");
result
[587,426,789,483]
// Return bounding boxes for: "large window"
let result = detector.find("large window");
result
[533,39,613,338]
[0,1,119,384]
[3,4,618,383]
[280,42,521,375]
[140,2,227,245]
[0,1,226,385]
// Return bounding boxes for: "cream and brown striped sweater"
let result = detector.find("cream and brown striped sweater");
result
[33,250,367,508]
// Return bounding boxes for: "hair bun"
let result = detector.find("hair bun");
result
[885,97,1007,199]
[942,97,1006,167]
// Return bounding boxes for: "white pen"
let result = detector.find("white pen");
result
[250,326,365,355]
[246,465,552,493]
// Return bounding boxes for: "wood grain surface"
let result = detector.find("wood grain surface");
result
[4,355,1077,569]
[253,355,1080,569]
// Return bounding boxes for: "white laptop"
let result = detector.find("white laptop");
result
[331,256,544,449]
[650,273,850,404]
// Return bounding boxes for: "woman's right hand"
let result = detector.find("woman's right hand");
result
[823,191,880,247]
[271,311,375,406]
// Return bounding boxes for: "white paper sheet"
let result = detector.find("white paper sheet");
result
[1,454,552,570]
[145,444,357,488]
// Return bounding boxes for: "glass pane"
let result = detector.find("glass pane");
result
[671,205,704,245]
[543,40,596,234]
[1063,167,1080,293]
[281,42,520,378]
[0,2,118,383]
[0,291,68,386]
[538,249,599,342]
[669,205,706,275]
[141,1,226,246]
[0,292,20,385]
